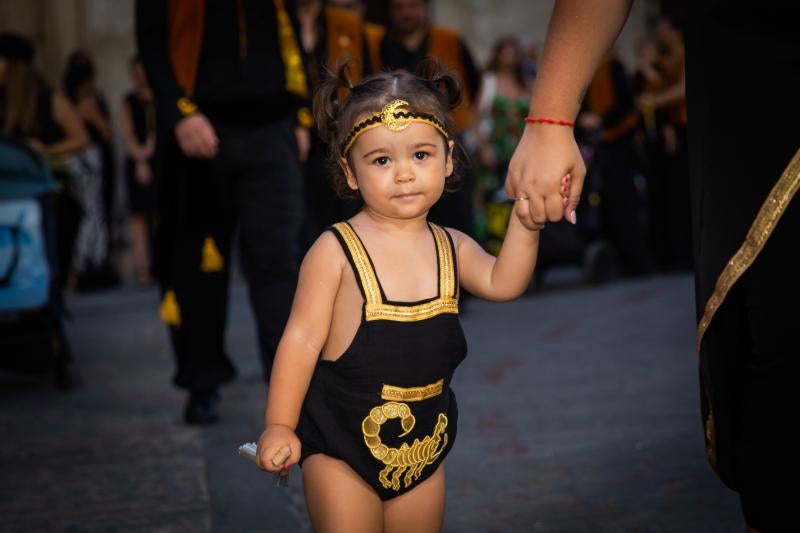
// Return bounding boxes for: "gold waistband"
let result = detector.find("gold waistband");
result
[381,379,444,402]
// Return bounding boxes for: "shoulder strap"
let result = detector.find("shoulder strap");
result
[429,223,458,300]
[329,222,383,307]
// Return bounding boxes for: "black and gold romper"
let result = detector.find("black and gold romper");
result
[296,221,467,500]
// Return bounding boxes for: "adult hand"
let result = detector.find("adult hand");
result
[175,114,218,159]
[295,127,310,163]
[135,161,153,186]
[505,123,585,229]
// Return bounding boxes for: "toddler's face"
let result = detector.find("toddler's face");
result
[342,122,453,221]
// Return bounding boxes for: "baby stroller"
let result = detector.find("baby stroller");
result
[0,136,74,387]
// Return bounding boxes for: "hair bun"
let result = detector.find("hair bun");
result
[415,57,462,112]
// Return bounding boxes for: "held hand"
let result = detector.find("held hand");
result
[505,123,585,230]
[256,425,301,473]
[175,113,219,159]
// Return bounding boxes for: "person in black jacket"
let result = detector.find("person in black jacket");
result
[136,0,309,425]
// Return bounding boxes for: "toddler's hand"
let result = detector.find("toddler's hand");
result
[256,424,301,473]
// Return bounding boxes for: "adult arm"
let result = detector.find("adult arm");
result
[506,0,633,229]
[43,91,90,157]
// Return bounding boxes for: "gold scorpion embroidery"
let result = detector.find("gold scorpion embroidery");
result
[361,401,448,491]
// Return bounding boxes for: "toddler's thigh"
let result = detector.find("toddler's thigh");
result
[302,454,383,533]
[383,464,446,533]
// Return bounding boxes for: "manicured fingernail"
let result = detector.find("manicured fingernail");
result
[569,211,577,224]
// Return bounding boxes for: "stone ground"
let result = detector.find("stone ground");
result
[0,273,743,532]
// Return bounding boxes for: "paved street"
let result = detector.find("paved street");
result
[1,274,743,532]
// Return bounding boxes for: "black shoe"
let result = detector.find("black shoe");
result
[184,389,220,425]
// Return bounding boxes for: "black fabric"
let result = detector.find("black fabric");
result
[156,118,303,390]
[124,92,157,215]
[296,223,467,500]
[135,0,302,130]
[686,4,800,529]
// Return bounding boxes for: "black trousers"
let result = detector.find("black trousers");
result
[698,199,798,532]
[157,118,303,391]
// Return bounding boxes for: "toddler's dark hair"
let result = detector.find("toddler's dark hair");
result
[313,58,464,198]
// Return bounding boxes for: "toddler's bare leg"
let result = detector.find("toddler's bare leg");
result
[302,454,383,533]
[383,464,446,533]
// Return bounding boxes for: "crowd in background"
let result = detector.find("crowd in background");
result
[0,4,691,336]
[1,3,689,300]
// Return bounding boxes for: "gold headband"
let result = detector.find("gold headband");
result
[341,99,449,155]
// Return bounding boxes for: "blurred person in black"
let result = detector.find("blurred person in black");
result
[636,15,690,271]
[632,36,670,270]
[576,52,651,276]
[119,56,157,287]
[63,49,119,290]
[376,0,481,237]
[295,0,382,248]
[136,0,309,425]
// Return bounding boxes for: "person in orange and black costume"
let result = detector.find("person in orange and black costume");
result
[375,0,481,238]
[295,0,382,249]
[136,0,310,425]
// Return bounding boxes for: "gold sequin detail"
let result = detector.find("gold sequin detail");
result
[696,148,800,354]
[177,97,197,116]
[362,401,448,491]
[695,148,800,469]
[381,379,444,402]
[332,222,459,322]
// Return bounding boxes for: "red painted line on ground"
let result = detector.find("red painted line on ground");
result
[617,288,660,305]
[482,358,523,384]
[539,321,574,342]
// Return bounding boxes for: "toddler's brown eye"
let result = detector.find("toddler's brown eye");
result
[414,152,429,160]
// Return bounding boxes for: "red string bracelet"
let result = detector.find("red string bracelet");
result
[524,117,575,127]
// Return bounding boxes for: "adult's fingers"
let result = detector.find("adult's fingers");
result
[514,197,538,231]
[564,166,586,224]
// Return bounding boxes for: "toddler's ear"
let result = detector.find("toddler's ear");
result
[340,157,358,190]
[445,140,455,177]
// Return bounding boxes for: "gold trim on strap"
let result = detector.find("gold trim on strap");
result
[332,222,459,322]
[381,379,444,402]
[332,222,382,306]
[695,148,800,470]
[430,224,455,299]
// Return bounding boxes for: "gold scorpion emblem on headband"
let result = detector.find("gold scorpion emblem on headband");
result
[362,401,448,491]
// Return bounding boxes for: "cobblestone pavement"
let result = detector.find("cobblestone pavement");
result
[0,274,743,532]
